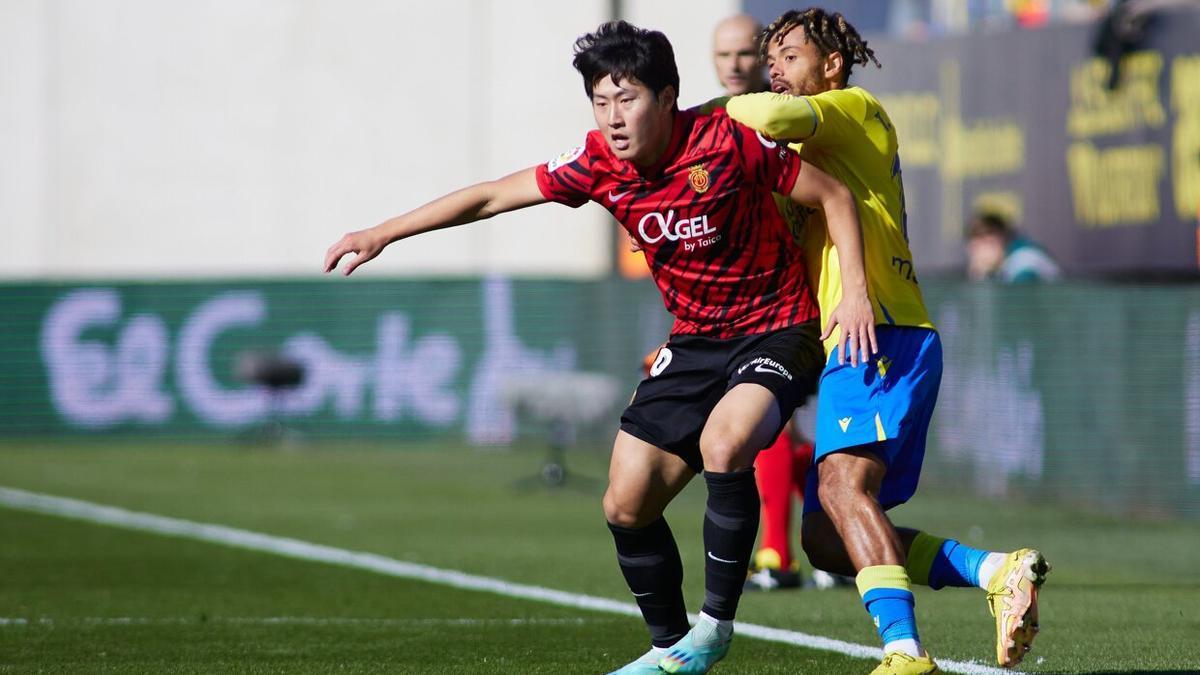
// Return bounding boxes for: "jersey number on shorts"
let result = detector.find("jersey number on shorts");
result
[650,347,673,377]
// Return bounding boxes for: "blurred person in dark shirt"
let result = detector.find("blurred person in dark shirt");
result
[967,211,1062,283]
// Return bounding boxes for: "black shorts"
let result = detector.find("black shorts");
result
[620,320,823,473]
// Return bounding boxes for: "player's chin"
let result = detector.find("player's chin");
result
[608,141,636,159]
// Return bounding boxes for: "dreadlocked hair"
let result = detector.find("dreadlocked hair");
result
[760,7,881,85]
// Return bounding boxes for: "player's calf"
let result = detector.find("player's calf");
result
[699,469,759,621]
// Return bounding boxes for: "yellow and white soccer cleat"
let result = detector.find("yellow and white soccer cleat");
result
[869,651,941,675]
[986,548,1051,668]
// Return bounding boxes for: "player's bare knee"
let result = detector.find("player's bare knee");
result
[816,473,865,517]
[602,488,651,528]
[699,429,753,472]
[601,489,630,526]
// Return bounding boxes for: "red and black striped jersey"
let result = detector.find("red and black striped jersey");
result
[535,109,818,339]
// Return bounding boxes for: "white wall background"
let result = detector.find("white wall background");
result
[0,0,739,279]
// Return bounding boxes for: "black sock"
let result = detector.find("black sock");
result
[607,517,690,648]
[701,468,760,621]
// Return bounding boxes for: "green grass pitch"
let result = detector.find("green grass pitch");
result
[1,441,1197,673]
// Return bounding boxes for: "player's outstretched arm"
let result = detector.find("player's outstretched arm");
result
[726,93,818,142]
[323,167,547,276]
[787,163,877,367]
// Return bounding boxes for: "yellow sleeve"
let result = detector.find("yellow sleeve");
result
[692,96,731,115]
[804,88,871,148]
[727,88,872,146]
[726,92,819,141]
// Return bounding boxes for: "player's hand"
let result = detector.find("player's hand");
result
[324,228,388,276]
[627,230,642,253]
[641,341,667,376]
[820,291,878,368]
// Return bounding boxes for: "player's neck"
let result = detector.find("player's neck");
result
[631,111,677,175]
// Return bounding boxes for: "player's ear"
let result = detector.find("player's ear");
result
[824,51,844,84]
[657,85,677,112]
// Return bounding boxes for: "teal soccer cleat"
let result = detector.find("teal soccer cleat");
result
[658,620,732,674]
[607,647,665,674]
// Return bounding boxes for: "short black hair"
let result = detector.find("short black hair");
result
[572,21,680,105]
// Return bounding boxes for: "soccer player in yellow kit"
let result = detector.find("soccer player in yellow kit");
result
[720,9,1050,673]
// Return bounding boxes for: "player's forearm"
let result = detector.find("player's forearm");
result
[372,167,544,244]
[324,168,546,275]
[372,183,494,244]
[726,92,818,141]
[787,165,867,293]
[822,188,870,298]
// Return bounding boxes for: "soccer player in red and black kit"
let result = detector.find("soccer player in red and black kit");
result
[324,21,875,675]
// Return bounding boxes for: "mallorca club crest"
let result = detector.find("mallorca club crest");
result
[687,164,710,194]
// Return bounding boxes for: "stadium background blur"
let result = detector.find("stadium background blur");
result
[2,1,1199,673]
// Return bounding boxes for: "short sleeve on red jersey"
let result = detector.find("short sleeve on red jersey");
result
[535,134,601,208]
[727,117,803,196]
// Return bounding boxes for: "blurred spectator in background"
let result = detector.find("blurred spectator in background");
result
[1095,0,1200,88]
[967,211,1062,282]
[888,0,1110,37]
[711,14,768,95]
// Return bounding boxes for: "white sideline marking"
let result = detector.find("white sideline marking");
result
[0,617,591,627]
[0,487,1012,675]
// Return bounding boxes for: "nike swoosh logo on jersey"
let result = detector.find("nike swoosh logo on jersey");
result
[754,364,788,377]
[607,190,631,203]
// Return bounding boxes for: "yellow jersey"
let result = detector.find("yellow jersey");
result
[726,88,934,355]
